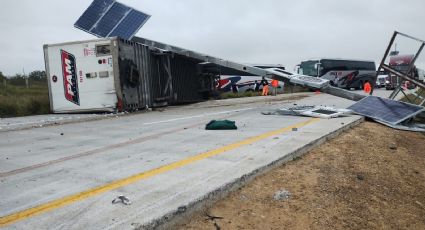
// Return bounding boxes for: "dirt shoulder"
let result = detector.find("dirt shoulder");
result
[177,122,425,230]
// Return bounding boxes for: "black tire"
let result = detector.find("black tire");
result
[358,81,363,90]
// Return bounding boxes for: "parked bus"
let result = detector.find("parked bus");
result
[296,59,376,89]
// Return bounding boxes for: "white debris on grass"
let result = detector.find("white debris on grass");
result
[273,189,291,201]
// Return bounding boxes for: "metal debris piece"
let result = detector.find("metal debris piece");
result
[372,31,425,100]
[263,105,352,119]
[357,174,365,181]
[177,206,187,213]
[378,121,425,132]
[273,189,291,201]
[289,74,330,89]
[277,105,315,116]
[205,213,224,221]
[112,195,131,205]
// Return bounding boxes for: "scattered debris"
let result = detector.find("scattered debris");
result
[357,174,365,181]
[240,194,248,200]
[112,195,131,205]
[416,201,424,208]
[293,156,303,161]
[205,213,224,221]
[206,120,237,130]
[177,206,187,213]
[273,189,291,201]
[204,213,223,230]
[389,143,397,150]
[263,105,352,119]
[131,223,140,227]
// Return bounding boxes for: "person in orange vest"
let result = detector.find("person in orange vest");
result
[261,76,269,96]
[364,81,372,94]
[271,79,279,96]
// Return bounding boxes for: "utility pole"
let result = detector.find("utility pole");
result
[23,68,29,89]
[390,43,399,56]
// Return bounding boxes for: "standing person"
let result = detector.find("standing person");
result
[254,80,260,92]
[364,81,372,94]
[231,83,238,94]
[271,79,279,96]
[261,76,269,96]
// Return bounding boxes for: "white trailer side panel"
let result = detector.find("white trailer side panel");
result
[44,39,118,113]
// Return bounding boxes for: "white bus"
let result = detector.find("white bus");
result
[297,59,376,89]
[218,75,285,93]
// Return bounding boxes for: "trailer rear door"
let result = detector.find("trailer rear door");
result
[44,39,118,113]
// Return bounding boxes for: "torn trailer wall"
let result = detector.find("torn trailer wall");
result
[44,37,219,113]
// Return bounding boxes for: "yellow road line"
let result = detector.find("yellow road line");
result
[0,118,319,227]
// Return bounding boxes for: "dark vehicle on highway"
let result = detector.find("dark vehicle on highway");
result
[297,58,376,89]
[385,54,419,90]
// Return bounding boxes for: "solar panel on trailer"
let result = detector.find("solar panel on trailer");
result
[74,0,150,40]
[109,10,150,39]
[74,0,115,33]
[90,2,130,37]
[347,96,424,125]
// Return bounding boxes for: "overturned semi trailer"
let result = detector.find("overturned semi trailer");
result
[44,36,332,113]
[43,37,224,113]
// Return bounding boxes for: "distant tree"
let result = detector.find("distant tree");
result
[29,70,46,81]
[9,74,26,85]
[0,71,4,81]
[10,74,25,79]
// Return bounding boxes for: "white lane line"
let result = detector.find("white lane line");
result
[141,108,254,125]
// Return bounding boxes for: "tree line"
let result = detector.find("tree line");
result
[1,70,47,87]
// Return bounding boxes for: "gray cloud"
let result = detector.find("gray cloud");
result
[0,0,424,75]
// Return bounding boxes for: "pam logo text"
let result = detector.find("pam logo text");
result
[60,50,80,105]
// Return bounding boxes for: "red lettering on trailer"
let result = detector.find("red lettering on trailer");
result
[61,50,80,105]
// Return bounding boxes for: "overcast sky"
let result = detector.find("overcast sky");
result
[0,0,424,76]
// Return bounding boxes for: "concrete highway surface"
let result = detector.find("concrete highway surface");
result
[0,90,390,229]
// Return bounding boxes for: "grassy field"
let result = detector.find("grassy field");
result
[0,82,50,118]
